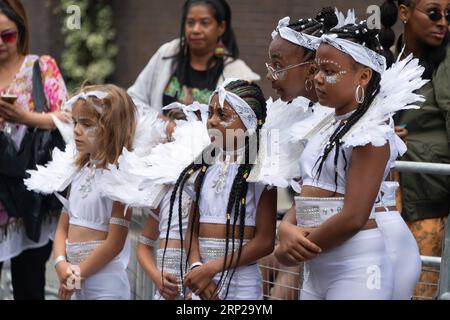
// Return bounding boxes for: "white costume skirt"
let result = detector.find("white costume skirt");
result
[375,211,421,300]
[300,228,394,300]
[154,247,187,300]
[66,239,131,300]
[192,237,262,300]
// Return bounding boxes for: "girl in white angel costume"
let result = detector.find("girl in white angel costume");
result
[101,101,211,300]
[275,18,424,299]
[24,84,173,300]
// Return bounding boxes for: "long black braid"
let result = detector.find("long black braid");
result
[163,80,266,300]
[209,80,266,299]
[313,22,386,191]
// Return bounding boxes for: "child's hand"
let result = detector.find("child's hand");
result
[184,263,216,297]
[55,261,72,284]
[156,272,179,300]
[58,283,75,300]
[198,281,221,300]
[275,222,322,265]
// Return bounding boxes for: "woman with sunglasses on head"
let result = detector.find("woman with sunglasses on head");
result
[0,0,68,300]
[381,0,450,299]
[128,0,259,116]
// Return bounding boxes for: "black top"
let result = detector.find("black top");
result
[163,63,221,107]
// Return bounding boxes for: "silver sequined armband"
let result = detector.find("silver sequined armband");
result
[138,235,157,247]
[110,217,130,228]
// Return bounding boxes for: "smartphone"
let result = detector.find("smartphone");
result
[1,95,18,104]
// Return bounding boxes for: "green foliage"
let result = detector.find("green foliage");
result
[59,0,117,93]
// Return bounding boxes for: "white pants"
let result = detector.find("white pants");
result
[192,237,263,300]
[300,229,394,300]
[375,211,421,300]
[67,240,131,300]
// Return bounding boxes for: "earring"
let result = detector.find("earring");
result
[214,38,225,57]
[355,85,365,104]
[305,79,313,91]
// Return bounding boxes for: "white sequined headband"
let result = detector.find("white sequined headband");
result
[314,32,387,75]
[271,16,319,51]
[63,91,109,114]
[209,79,258,135]
[162,101,208,122]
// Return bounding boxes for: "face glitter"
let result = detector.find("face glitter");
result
[314,58,348,85]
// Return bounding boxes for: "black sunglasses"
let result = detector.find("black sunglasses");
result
[415,7,450,23]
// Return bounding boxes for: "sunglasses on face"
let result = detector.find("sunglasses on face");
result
[0,30,18,44]
[415,7,450,23]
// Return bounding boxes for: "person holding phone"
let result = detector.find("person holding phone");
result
[0,0,69,300]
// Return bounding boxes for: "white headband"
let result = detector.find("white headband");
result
[314,33,387,75]
[162,101,208,122]
[63,91,109,113]
[209,78,258,135]
[271,16,319,51]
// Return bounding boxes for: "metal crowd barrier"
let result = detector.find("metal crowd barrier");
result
[396,161,450,300]
[2,161,448,300]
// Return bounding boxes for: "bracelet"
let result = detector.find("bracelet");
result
[138,235,157,247]
[110,217,130,228]
[54,255,67,268]
[189,261,203,271]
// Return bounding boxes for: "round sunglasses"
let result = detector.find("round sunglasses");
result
[0,30,18,44]
[415,7,450,23]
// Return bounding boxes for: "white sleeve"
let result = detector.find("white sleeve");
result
[127,46,165,114]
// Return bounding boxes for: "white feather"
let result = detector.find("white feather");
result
[342,54,428,148]
[24,143,78,194]
[248,97,331,187]
[97,164,169,209]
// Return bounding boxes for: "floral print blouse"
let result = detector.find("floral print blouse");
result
[0,54,68,225]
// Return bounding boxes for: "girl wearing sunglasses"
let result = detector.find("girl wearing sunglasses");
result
[380,0,450,299]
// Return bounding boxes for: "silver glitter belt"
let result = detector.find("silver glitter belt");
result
[295,197,379,228]
[156,248,186,275]
[66,240,104,265]
[199,237,249,262]
[156,248,187,298]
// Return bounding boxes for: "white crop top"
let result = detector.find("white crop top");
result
[65,167,113,232]
[300,112,403,195]
[199,162,265,227]
[156,186,191,240]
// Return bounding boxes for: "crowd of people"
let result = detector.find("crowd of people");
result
[0,0,449,300]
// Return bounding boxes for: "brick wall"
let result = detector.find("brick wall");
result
[23,0,391,97]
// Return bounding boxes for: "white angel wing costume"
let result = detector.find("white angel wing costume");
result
[341,54,428,150]
[24,104,165,205]
[247,96,333,188]
[98,118,210,209]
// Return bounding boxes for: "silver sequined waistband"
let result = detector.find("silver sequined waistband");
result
[66,240,104,265]
[295,197,383,228]
[199,237,249,263]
